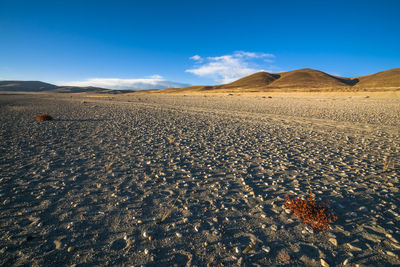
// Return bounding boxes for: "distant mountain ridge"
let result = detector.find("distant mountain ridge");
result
[1,68,399,93]
[164,68,400,92]
[0,80,114,93]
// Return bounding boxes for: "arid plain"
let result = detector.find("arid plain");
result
[1,90,399,266]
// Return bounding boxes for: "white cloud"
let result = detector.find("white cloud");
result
[62,75,189,90]
[190,55,203,62]
[186,51,275,83]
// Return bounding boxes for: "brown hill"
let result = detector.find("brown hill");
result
[354,68,400,88]
[215,72,279,89]
[268,68,351,89]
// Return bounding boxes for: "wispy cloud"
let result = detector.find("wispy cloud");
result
[189,55,203,62]
[62,75,189,90]
[186,51,276,83]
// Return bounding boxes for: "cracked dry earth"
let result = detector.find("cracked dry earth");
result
[0,93,399,266]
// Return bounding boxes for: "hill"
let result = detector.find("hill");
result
[0,81,112,93]
[267,69,352,89]
[214,72,279,89]
[0,81,58,92]
[354,68,400,88]
[162,68,399,93]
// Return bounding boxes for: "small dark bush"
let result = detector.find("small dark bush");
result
[35,113,53,121]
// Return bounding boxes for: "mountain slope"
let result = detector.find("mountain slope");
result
[215,72,279,89]
[354,68,400,88]
[0,81,112,93]
[0,81,59,92]
[268,68,351,88]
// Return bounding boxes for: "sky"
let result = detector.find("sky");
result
[1,0,399,89]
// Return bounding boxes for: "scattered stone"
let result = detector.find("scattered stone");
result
[235,247,241,254]
[346,243,362,252]
[320,258,329,267]
[261,245,270,253]
[54,240,62,250]
[329,238,338,246]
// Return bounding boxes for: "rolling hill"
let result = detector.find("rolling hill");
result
[267,69,353,88]
[214,72,279,89]
[163,68,400,93]
[354,68,400,88]
[1,68,399,93]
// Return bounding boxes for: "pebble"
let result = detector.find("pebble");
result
[320,258,329,267]
[235,246,241,254]
[306,225,314,234]
[212,230,220,236]
[346,243,362,251]
[329,238,338,246]
[262,245,270,253]
[54,240,62,250]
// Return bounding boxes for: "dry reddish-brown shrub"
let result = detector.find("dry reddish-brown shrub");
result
[35,113,53,121]
[277,250,291,263]
[285,190,337,230]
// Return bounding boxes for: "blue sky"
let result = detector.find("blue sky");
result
[1,0,399,89]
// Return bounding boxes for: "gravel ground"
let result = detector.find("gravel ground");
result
[0,93,399,266]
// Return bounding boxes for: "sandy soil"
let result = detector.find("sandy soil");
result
[0,93,399,266]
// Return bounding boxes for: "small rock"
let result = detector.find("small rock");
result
[144,248,149,255]
[235,246,241,254]
[390,242,400,249]
[271,225,278,231]
[176,232,182,238]
[320,258,329,267]
[346,243,362,251]
[359,206,368,212]
[262,245,270,253]
[306,225,314,234]
[329,238,338,246]
[54,240,62,250]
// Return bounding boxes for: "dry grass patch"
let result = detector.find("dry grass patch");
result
[285,190,337,231]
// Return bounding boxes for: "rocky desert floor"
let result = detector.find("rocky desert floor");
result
[0,93,399,266]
